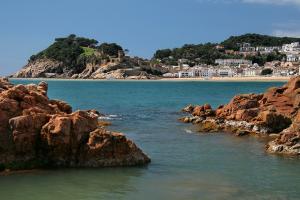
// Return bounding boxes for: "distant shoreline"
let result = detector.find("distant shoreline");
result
[161,76,290,82]
[9,76,291,82]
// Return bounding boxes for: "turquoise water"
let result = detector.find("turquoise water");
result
[1,80,300,200]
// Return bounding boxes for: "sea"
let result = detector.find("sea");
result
[1,80,299,200]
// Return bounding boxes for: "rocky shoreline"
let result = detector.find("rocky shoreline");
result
[180,76,300,155]
[11,58,163,80]
[0,78,150,172]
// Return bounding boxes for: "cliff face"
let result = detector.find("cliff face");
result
[12,58,163,80]
[0,78,150,170]
[13,59,66,78]
[181,76,300,155]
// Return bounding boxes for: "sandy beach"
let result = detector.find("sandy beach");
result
[9,76,291,82]
[161,76,291,82]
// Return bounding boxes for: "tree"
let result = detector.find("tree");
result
[153,49,172,60]
[75,37,98,47]
[43,36,84,71]
[152,43,241,65]
[98,43,123,57]
[28,34,127,74]
[221,33,300,50]
[261,68,273,76]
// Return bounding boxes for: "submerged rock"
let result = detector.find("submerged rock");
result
[180,76,300,155]
[0,79,150,171]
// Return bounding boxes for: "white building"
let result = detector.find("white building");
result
[273,68,289,76]
[238,43,256,52]
[282,42,300,53]
[178,59,189,64]
[244,68,261,77]
[240,46,256,52]
[286,54,300,62]
[162,73,178,78]
[256,46,282,53]
[199,67,217,77]
[178,66,218,78]
[217,67,234,77]
[215,59,252,66]
[178,71,195,78]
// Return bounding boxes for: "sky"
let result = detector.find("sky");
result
[0,0,300,76]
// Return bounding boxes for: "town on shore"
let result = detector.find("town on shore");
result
[161,42,300,79]
[11,33,300,80]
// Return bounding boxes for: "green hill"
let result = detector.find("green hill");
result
[221,33,300,50]
[152,33,300,66]
[29,34,123,73]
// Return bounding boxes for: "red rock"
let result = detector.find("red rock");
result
[9,114,50,156]
[256,111,292,133]
[192,106,204,116]
[78,128,151,167]
[216,94,262,120]
[283,76,300,95]
[182,76,300,155]
[0,79,150,170]
[37,81,48,95]
[203,104,211,110]
[235,108,259,121]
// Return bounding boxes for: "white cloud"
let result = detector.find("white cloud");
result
[272,20,300,37]
[195,0,237,3]
[273,30,300,37]
[242,0,300,6]
[196,0,300,5]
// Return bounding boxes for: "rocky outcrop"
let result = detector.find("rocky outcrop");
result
[12,58,159,80]
[0,78,150,171]
[180,76,300,155]
[13,59,67,78]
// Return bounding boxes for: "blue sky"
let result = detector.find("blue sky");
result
[0,0,300,75]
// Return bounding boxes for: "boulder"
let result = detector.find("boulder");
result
[256,111,292,133]
[0,79,150,170]
[181,76,300,155]
[182,104,194,113]
[196,119,220,133]
[192,106,204,116]
[78,128,151,167]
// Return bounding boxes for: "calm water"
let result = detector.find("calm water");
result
[1,80,300,200]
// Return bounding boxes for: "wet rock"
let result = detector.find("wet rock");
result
[180,76,300,156]
[98,121,112,127]
[192,106,204,116]
[203,104,212,110]
[235,130,251,137]
[196,119,220,133]
[256,111,292,133]
[182,104,194,113]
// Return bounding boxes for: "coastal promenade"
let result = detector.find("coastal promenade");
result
[161,76,290,82]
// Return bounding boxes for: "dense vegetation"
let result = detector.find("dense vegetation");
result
[153,33,299,66]
[98,43,123,57]
[245,51,286,66]
[30,34,124,72]
[261,68,273,75]
[153,43,241,66]
[222,33,300,50]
